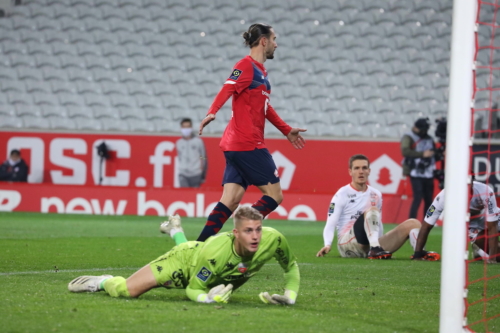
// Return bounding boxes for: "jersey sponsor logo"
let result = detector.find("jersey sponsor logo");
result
[348,194,356,198]
[196,266,212,282]
[328,203,335,214]
[229,69,243,80]
[426,205,436,218]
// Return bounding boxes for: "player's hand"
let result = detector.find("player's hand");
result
[259,290,296,305]
[316,246,331,257]
[207,284,233,303]
[199,114,216,136]
[286,128,307,149]
[486,259,498,264]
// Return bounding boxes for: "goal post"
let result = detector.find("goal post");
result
[439,0,477,332]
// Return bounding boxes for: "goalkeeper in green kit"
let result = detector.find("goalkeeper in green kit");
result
[68,207,300,305]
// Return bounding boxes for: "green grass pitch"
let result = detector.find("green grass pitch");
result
[0,212,498,333]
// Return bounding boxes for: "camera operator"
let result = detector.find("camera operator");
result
[401,118,436,219]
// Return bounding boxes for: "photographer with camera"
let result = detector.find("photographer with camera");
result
[401,118,436,219]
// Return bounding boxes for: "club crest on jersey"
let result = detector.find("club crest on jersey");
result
[328,203,335,214]
[229,69,243,80]
[237,263,248,274]
[426,205,436,218]
[196,266,212,282]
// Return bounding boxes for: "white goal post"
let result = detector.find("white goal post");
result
[439,0,477,332]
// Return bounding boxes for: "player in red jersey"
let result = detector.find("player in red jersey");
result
[196,23,307,241]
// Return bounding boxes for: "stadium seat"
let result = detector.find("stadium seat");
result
[0,115,24,129]
[66,105,92,118]
[101,118,130,131]
[59,54,85,69]
[41,105,67,118]
[22,115,51,129]
[0,80,25,93]
[51,81,77,94]
[0,68,18,81]
[127,119,155,132]
[119,107,146,120]
[145,108,171,121]
[32,93,58,105]
[372,126,400,139]
[15,104,42,117]
[49,117,77,130]
[317,123,345,137]
[0,104,16,117]
[110,95,137,108]
[135,95,163,109]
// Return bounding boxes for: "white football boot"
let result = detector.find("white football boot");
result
[160,214,183,235]
[68,275,113,292]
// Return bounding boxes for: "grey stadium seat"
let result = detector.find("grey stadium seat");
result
[49,117,77,130]
[0,115,24,128]
[22,116,51,129]
[101,118,130,131]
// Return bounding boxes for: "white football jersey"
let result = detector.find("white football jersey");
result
[424,181,499,229]
[323,184,383,247]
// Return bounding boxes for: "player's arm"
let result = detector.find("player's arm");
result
[260,233,300,305]
[412,191,444,258]
[317,195,344,257]
[266,104,306,149]
[200,62,253,135]
[185,251,233,303]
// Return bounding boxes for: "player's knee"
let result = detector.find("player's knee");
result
[273,191,283,205]
[404,218,421,230]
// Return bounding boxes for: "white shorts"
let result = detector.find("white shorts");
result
[337,227,368,258]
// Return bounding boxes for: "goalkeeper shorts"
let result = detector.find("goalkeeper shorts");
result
[337,226,368,258]
[148,241,201,289]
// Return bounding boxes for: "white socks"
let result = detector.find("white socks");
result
[409,228,420,250]
[364,209,381,247]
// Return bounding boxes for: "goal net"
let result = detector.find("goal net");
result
[465,1,500,332]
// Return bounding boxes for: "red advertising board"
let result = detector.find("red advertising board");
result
[0,131,415,222]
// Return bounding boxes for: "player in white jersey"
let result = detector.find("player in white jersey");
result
[412,181,499,263]
[316,154,423,259]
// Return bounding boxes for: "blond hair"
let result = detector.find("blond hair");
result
[233,206,263,227]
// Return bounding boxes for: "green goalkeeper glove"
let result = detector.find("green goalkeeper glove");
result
[199,284,233,303]
[259,289,297,305]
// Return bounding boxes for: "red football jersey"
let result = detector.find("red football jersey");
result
[207,55,291,151]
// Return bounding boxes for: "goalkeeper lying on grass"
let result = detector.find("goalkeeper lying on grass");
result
[68,206,300,305]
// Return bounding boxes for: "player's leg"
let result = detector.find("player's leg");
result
[422,178,434,221]
[160,214,188,246]
[251,148,282,218]
[196,154,248,241]
[337,225,369,258]
[409,177,423,219]
[378,218,421,253]
[255,182,282,217]
[357,207,392,259]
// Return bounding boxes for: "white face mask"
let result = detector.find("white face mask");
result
[181,128,193,137]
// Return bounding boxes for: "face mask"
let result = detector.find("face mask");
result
[181,128,193,137]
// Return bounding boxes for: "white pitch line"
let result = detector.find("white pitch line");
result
[0,263,312,276]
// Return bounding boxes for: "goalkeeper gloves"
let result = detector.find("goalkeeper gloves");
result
[198,284,233,303]
[259,289,297,305]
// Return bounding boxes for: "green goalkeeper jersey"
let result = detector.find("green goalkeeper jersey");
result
[149,227,300,302]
